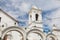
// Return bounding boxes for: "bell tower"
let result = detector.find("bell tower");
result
[28,6,42,28]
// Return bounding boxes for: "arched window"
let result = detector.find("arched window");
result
[0,17,1,22]
[35,14,39,21]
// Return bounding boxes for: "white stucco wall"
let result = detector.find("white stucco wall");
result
[0,11,18,30]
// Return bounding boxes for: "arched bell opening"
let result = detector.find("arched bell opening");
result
[35,14,39,21]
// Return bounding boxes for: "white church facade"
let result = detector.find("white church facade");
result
[0,6,60,40]
[0,9,18,30]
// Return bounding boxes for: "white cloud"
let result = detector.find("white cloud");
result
[0,0,2,2]
[5,3,11,7]
[10,0,18,3]
[10,0,21,8]
[51,8,60,29]
[19,2,31,12]
[4,11,19,19]
[52,9,60,18]
[10,0,31,13]
[43,0,60,10]
[45,8,60,29]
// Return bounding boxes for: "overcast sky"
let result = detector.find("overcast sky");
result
[0,0,60,29]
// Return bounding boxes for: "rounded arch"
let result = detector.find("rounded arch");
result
[26,28,46,40]
[1,26,26,40]
[46,33,58,40]
[35,14,39,21]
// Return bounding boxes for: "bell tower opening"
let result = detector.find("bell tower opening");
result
[35,14,39,21]
[0,17,1,22]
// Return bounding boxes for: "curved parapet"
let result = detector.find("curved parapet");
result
[46,33,58,40]
[26,28,46,40]
[1,26,26,40]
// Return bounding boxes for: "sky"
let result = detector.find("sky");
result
[0,0,60,30]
